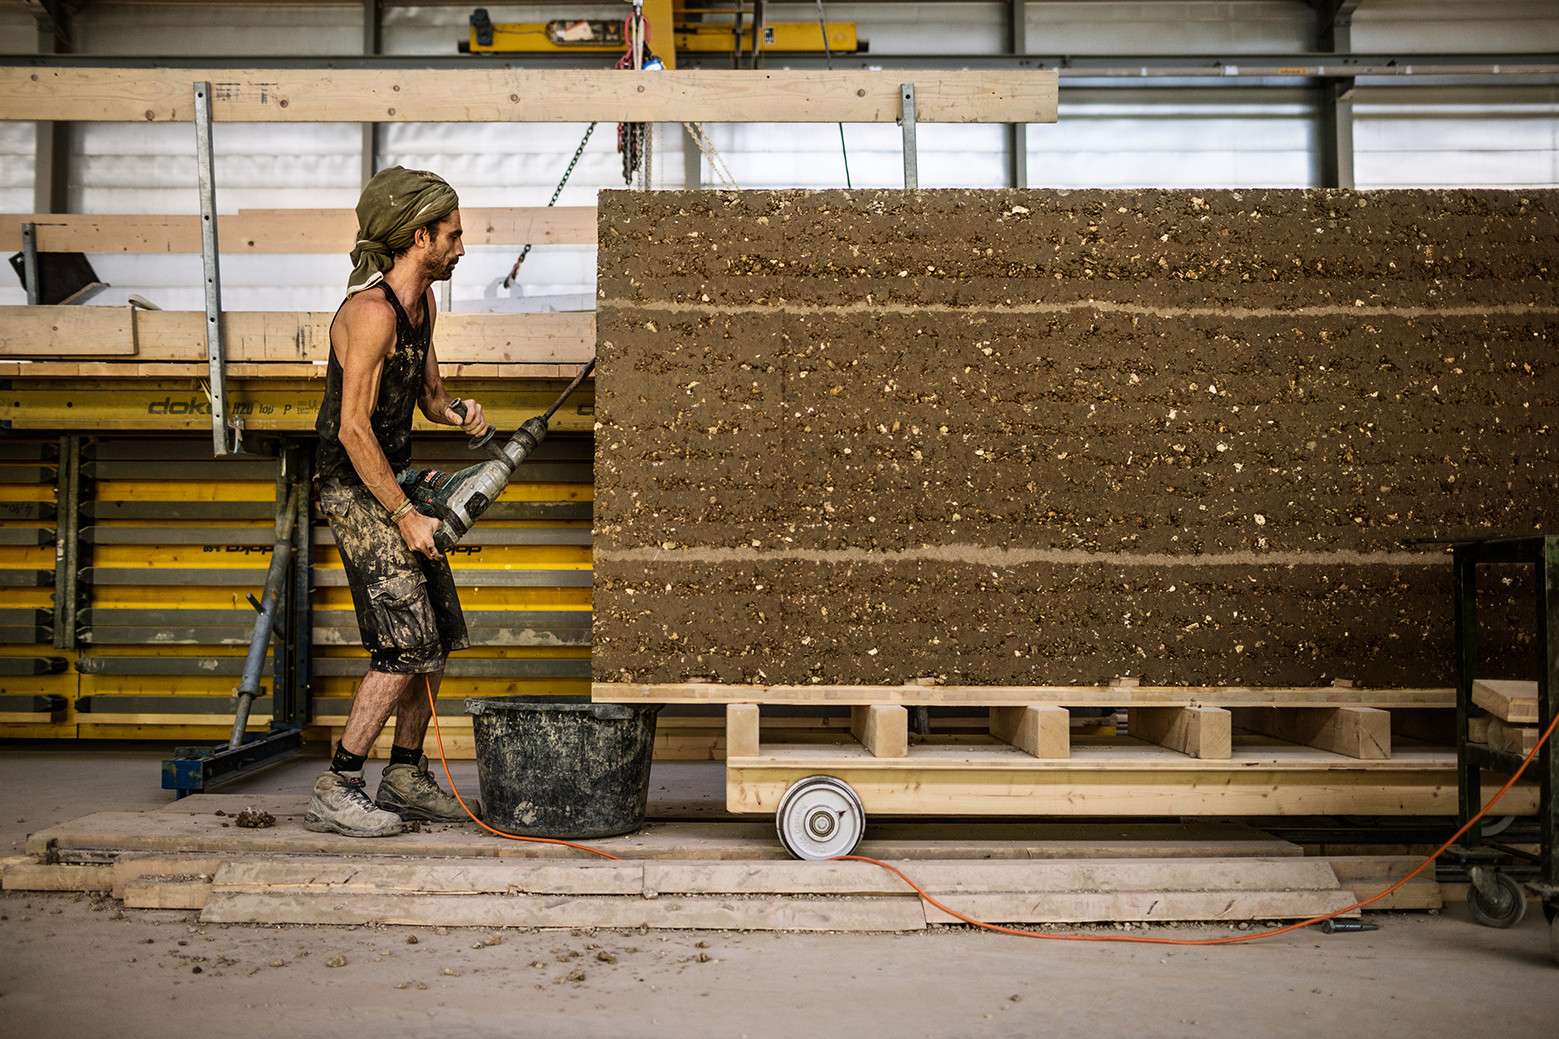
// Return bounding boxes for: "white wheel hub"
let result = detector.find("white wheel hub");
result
[776,775,866,860]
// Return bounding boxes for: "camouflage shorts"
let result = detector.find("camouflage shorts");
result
[319,480,470,674]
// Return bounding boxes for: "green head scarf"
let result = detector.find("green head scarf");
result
[347,165,460,295]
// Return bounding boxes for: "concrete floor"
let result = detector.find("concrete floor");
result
[2,744,1556,1039]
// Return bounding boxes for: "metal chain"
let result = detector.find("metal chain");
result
[683,121,739,189]
[503,121,598,289]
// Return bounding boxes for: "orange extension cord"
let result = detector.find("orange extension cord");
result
[424,675,1557,945]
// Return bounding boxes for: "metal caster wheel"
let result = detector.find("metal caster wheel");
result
[1480,814,1517,839]
[776,775,865,861]
[1466,868,1527,929]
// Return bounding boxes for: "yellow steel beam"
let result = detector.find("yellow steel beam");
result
[1,379,595,434]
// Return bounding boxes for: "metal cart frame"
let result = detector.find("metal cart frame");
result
[1449,534,1557,953]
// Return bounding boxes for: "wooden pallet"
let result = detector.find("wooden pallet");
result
[720,694,1537,818]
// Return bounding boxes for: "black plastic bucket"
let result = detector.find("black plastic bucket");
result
[466,696,661,839]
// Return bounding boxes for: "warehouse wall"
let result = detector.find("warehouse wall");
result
[3,1,1557,310]
[593,187,1559,687]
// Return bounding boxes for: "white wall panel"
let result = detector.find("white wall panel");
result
[1025,1,1312,53]
[1354,87,1559,188]
[1028,90,1319,187]
[1352,0,1559,52]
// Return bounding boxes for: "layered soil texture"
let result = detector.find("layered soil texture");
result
[593,189,1559,686]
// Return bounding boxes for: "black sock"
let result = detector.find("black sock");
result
[331,742,368,775]
[388,743,423,767]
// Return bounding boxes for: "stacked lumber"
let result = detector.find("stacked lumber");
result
[0,795,1443,930]
[1471,679,1543,756]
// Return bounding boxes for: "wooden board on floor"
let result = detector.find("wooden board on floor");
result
[200,891,930,931]
[594,682,1456,709]
[921,890,1360,925]
[208,855,1336,899]
[0,68,1060,125]
[33,800,1312,864]
[1,862,113,892]
[1324,856,1443,911]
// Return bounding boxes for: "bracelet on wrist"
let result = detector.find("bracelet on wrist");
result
[388,499,415,524]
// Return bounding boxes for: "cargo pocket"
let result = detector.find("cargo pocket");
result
[365,571,441,664]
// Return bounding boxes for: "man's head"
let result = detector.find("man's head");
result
[347,166,461,294]
[394,208,465,283]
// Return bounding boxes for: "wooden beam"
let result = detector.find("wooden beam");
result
[0,305,136,356]
[727,759,1540,817]
[1128,706,1231,759]
[850,704,908,758]
[0,207,598,253]
[1233,706,1391,760]
[0,307,595,363]
[725,703,760,759]
[989,705,1069,758]
[1471,679,1539,724]
[0,68,1060,124]
[591,682,1457,709]
[1485,717,1539,757]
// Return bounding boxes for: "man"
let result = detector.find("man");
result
[306,166,488,837]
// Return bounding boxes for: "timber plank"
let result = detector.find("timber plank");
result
[212,859,645,896]
[0,306,135,357]
[988,705,1070,758]
[199,892,928,931]
[1128,707,1232,759]
[851,704,908,758]
[638,857,1338,896]
[593,682,1457,709]
[122,879,211,910]
[0,68,1059,125]
[0,207,597,253]
[1485,717,1540,756]
[1472,679,1540,724]
[0,307,594,364]
[111,854,228,898]
[1,862,113,892]
[921,889,1359,925]
[725,703,760,759]
[1234,706,1391,759]
[1324,856,1443,911]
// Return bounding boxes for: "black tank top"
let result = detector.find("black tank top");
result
[315,282,430,487]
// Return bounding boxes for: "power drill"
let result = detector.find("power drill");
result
[396,359,594,554]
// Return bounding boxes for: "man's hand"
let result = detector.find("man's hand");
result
[396,509,443,559]
[446,398,490,439]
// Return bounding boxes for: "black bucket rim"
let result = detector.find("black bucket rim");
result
[465,695,660,719]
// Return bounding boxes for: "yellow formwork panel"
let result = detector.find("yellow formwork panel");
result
[96,480,276,502]
[14,428,597,743]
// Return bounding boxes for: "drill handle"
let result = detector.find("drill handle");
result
[448,399,496,450]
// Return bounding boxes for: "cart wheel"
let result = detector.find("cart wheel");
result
[775,775,865,861]
[1480,814,1517,838]
[1466,868,1527,929]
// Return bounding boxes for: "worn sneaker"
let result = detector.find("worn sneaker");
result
[377,755,477,823]
[305,770,407,838]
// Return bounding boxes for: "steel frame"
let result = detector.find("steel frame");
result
[1450,535,1558,925]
